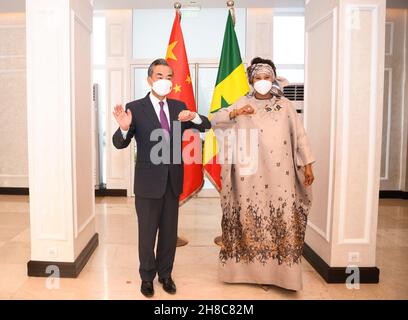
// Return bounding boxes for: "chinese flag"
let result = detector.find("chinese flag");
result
[166,10,203,205]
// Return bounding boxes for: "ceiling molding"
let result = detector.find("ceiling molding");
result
[93,0,305,10]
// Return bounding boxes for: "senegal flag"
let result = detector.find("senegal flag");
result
[203,11,249,191]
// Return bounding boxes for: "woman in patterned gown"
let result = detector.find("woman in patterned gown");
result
[211,57,316,291]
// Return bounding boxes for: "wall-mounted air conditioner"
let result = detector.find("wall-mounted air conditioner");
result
[283,83,304,114]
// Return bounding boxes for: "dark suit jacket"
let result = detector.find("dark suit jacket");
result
[112,93,211,199]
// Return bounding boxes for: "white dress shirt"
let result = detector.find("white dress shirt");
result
[121,92,202,139]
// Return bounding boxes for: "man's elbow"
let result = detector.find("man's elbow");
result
[112,136,126,149]
[202,117,212,130]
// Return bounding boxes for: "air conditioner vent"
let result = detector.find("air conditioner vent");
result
[284,84,304,101]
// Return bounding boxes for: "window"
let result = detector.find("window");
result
[131,8,303,191]
[93,15,106,65]
[132,8,246,60]
[132,8,246,192]
[272,13,305,83]
[133,64,197,101]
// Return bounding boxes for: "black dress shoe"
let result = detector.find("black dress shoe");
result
[141,281,154,297]
[158,277,176,294]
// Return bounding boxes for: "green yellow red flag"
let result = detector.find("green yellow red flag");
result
[203,11,249,191]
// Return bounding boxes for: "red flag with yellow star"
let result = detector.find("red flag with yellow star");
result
[166,10,203,205]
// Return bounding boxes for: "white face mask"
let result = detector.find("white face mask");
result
[253,80,273,95]
[151,79,173,97]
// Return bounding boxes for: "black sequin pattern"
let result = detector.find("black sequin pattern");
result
[219,199,309,267]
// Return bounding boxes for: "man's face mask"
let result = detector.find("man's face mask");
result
[151,79,173,96]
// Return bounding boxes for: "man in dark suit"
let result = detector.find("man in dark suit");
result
[112,58,211,297]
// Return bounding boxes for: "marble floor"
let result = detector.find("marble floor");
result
[0,195,407,300]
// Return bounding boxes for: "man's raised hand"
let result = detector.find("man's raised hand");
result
[178,110,196,122]
[113,104,132,131]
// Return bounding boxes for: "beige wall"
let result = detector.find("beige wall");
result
[402,9,408,192]
[0,10,134,194]
[380,9,408,191]
[0,13,27,188]
[2,7,406,198]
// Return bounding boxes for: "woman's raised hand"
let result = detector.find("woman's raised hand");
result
[237,105,255,116]
[230,105,255,119]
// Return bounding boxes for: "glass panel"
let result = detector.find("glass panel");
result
[197,66,218,117]
[198,66,220,190]
[133,8,246,60]
[133,67,150,100]
[276,68,304,84]
[189,63,196,98]
[133,65,196,101]
[273,15,305,65]
[92,15,106,65]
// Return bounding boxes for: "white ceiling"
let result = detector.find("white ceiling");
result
[93,0,306,9]
[0,0,306,12]
[1,0,406,13]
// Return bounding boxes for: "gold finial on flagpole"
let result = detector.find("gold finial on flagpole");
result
[174,2,182,20]
[226,0,236,26]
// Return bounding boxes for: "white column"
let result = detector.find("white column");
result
[26,0,97,277]
[304,0,385,282]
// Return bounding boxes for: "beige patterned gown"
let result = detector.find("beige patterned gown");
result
[211,94,316,291]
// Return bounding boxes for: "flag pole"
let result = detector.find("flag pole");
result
[172,1,189,248]
[227,0,236,26]
[174,1,181,19]
[214,0,237,248]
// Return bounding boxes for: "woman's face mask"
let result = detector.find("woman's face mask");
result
[253,79,273,95]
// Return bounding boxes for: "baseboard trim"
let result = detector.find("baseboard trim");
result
[0,187,29,195]
[95,188,127,197]
[0,187,127,197]
[302,243,380,283]
[379,190,408,199]
[27,233,99,278]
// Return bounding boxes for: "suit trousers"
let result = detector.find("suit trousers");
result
[135,172,179,281]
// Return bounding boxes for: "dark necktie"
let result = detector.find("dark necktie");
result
[159,101,170,139]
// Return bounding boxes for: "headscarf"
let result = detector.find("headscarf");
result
[247,63,275,83]
[247,63,288,97]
